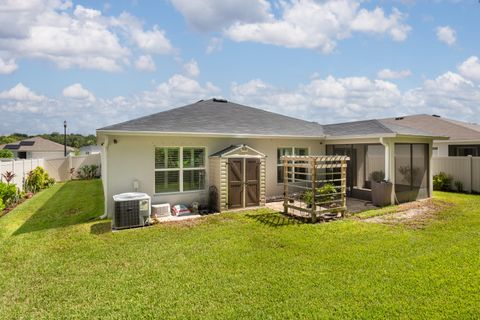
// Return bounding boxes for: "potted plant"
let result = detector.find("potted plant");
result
[370,170,393,207]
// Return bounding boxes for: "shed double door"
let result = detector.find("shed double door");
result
[228,158,260,209]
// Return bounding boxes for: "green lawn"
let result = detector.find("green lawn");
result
[0,180,479,319]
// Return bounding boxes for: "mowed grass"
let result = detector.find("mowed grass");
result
[0,180,479,319]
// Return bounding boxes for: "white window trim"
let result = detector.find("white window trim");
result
[277,147,310,184]
[154,146,206,194]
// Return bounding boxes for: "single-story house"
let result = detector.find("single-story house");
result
[97,98,446,217]
[79,145,102,155]
[0,136,74,159]
[380,114,480,157]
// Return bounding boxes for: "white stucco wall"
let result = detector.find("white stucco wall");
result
[99,133,325,216]
[433,140,480,157]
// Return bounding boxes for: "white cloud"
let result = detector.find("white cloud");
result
[0,0,174,72]
[377,68,412,79]
[0,57,17,74]
[170,0,272,31]
[0,75,220,134]
[183,59,200,77]
[62,83,95,102]
[350,7,411,41]
[113,12,173,54]
[135,55,156,72]
[224,0,411,53]
[206,37,223,54]
[231,70,480,124]
[0,83,45,101]
[436,25,456,46]
[458,56,480,81]
[2,60,480,134]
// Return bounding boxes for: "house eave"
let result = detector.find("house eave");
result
[325,133,447,141]
[434,138,477,143]
[96,129,326,140]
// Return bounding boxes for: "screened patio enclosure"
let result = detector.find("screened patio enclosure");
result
[326,142,430,204]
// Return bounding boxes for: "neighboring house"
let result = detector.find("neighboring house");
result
[97,99,445,217]
[381,114,480,157]
[0,136,74,159]
[79,145,102,155]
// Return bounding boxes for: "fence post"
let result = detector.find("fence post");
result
[311,158,317,223]
[468,155,473,193]
[283,158,288,214]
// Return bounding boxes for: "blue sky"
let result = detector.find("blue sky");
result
[0,0,479,134]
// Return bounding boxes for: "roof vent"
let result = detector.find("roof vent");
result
[432,114,441,118]
[394,117,404,120]
[213,98,228,103]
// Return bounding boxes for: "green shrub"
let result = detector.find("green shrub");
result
[303,183,338,207]
[0,198,4,212]
[303,190,313,207]
[0,181,18,207]
[318,183,338,203]
[0,149,14,158]
[454,180,464,193]
[433,172,453,191]
[24,167,55,193]
[369,170,385,183]
[77,165,99,180]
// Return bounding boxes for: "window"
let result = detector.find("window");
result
[154,147,205,193]
[365,144,385,187]
[277,147,308,183]
[394,143,429,203]
[449,145,480,157]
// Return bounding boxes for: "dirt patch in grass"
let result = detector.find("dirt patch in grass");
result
[361,199,454,229]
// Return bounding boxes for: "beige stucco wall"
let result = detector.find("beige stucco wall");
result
[433,140,480,157]
[99,133,325,216]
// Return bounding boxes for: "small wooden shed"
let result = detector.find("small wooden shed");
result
[209,145,266,212]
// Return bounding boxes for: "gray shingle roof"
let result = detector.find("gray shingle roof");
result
[1,137,74,152]
[323,119,438,137]
[98,99,325,137]
[380,114,480,141]
[98,99,447,139]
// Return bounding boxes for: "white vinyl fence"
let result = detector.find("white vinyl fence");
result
[432,156,480,193]
[0,159,44,191]
[44,154,101,181]
[0,154,101,191]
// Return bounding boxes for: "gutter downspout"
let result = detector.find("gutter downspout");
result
[379,137,389,181]
[380,137,396,205]
[99,135,109,219]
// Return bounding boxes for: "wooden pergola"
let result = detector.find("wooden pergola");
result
[281,155,350,223]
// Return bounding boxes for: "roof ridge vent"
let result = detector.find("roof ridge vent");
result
[213,98,228,103]
[394,117,404,120]
[432,114,441,118]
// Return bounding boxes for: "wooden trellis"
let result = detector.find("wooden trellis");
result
[281,155,350,223]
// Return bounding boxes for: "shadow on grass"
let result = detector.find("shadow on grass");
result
[245,211,306,227]
[13,180,104,236]
[90,221,111,235]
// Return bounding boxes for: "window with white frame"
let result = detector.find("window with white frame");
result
[277,147,308,183]
[154,147,205,193]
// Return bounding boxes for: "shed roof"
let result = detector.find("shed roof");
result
[98,99,325,138]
